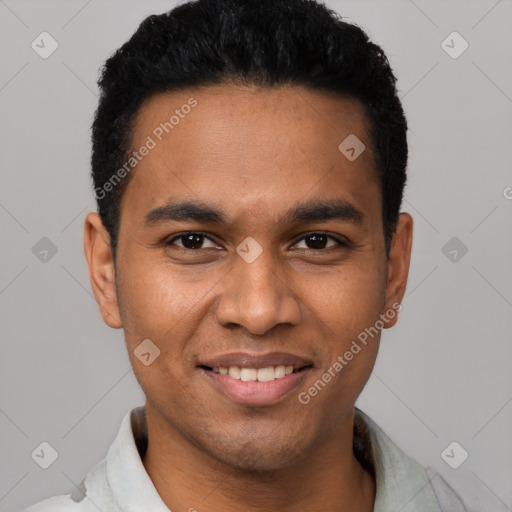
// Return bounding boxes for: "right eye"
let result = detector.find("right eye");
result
[166,232,220,250]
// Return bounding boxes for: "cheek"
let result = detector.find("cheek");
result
[303,279,382,414]
[117,268,200,400]
[118,267,190,370]
[115,259,199,347]
[305,264,385,391]
[115,258,225,386]
[309,262,386,331]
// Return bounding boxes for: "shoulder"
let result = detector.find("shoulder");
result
[354,408,470,511]
[24,406,144,512]
[24,459,119,512]
[427,467,469,512]
[24,494,90,512]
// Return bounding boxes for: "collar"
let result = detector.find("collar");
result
[105,406,442,512]
[106,406,169,511]
[354,409,442,512]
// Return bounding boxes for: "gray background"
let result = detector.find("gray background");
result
[1,0,511,510]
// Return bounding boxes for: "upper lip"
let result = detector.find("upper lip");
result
[197,351,313,370]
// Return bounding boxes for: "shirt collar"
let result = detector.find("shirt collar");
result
[355,408,442,512]
[106,406,442,512]
[106,406,170,512]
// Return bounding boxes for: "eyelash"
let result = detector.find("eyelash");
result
[165,231,349,252]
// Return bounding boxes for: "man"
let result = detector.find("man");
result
[26,0,468,510]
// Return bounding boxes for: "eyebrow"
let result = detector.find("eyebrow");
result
[142,198,364,228]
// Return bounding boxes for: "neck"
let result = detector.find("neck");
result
[142,406,375,512]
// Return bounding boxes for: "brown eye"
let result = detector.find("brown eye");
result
[167,232,218,250]
[294,233,346,250]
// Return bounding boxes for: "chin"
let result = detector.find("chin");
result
[215,450,299,473]
[204,434,306,473]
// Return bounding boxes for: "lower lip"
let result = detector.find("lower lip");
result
[200,367,311,406]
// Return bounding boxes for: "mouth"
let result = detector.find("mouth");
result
[198,364,311,382]
[197,352,313,406]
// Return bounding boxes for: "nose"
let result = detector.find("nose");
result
[214,248,301,335]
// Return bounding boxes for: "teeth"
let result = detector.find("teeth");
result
[213,364,299,382]
[257,367,276,382]
[274,365,286,379]
[240,368,257,381]
[228,366,241,379]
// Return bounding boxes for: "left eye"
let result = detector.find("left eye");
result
[294,233,345,250]
[166,232,345,251]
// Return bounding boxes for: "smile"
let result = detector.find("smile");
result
[199,364,312,406]
[207,364,296,382]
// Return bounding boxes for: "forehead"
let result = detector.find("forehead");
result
[121,84,380,228]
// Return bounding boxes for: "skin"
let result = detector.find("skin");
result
[84,83,413,512]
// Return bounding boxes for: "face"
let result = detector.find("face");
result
[85,84,412,471]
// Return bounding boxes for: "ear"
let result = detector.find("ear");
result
[383,212,413,329]
[83,212,122,329]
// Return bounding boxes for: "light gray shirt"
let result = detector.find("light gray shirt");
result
[25,406,468,511]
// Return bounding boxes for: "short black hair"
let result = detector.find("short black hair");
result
[91,0,407,261]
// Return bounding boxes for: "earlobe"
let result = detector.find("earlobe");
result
[83,212,123,329]
[383,212,413,329]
